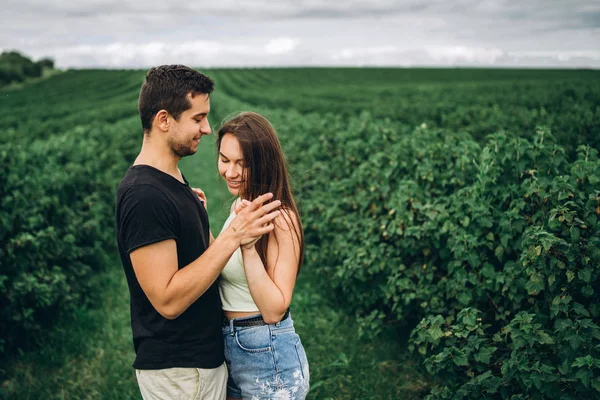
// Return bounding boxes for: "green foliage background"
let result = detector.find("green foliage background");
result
[1,67,599,399]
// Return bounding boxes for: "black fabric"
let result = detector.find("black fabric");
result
[115,165,224,369]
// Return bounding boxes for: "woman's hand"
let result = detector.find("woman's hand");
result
[191,188,207,209]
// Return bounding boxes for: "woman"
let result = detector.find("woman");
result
[216,111,309,399]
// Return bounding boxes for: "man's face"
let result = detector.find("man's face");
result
[168,93,211,158]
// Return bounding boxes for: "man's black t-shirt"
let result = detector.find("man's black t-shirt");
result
[115,165,224,370]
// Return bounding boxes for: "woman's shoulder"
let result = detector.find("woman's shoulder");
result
[274,207,301,234]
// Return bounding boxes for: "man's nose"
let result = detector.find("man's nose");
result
[201,119,211,135]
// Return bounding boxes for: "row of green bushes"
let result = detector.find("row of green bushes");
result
[1,70,148,354]
[211,69,600,398]
[215,68,600,158]
[277,112,599,398]
[1,70,143,144]
[0,116,140,354]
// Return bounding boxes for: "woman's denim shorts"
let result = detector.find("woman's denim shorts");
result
[222,312,310,399]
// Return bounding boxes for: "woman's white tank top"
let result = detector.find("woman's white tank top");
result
[218,210,260,312]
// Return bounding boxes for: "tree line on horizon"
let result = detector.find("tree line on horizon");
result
[0,50,55,87]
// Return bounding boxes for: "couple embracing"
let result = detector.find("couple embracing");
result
[115,65,309,399]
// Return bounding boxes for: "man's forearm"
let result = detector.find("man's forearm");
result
[142,193,281,319]
[160,230,238,319]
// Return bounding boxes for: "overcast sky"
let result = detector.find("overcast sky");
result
[2,0,599,68]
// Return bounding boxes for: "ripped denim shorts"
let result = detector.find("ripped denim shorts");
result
[222,312,310,399]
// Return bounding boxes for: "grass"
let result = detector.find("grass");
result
[289,272,431,399]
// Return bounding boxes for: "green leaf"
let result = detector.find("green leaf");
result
[566,270,575,282]
[474,346,497,364]
[453,352,469,367]
[467,252,480,268]
[457,291,472,306]
[575,368,592,388]
[525,274,544,295]
[572,355,594,368]
[537,331,555,345]
[481,263,496,279]
[558,359,570,375]
[567,334,583,350]
[573,302,591,317]
[578,267,593,283]
[494,246,504,261]
[591,377,600,392]
[429,327,443,341]
[500,235,510,249]
[582,286,594,297]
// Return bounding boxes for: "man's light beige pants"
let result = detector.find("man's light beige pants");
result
[136,362,227,400]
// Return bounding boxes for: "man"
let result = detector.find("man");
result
[115,65,280,399]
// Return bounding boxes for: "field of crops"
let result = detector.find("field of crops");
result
[1,67,599,399]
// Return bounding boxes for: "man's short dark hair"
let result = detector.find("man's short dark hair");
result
[138,65,215,133]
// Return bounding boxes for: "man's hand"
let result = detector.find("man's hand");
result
[228,193,281,247]
[191,188,207,209]
[235,199,262,249]
[235,199,252,214]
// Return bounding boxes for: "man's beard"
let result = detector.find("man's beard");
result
[168,137,196,158]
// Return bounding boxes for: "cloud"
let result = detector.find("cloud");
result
[5,0,600,24]
[508,50,600,62]
[332,46,399,61]
[329,45,600,67]
[332,45,505,66]
[265,37,300,54]
[10,39,599,69]
[41,37,303,68]
[427,46,504,64]
[1,0,598,68]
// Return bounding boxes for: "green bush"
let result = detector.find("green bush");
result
[35,57,55,70]
[409,140,600,398]
[197,71,600,398]
[0,50,46,86]
[0,119,140,354]
[275,110,599,398]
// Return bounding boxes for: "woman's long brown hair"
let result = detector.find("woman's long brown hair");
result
[217,112,304,274]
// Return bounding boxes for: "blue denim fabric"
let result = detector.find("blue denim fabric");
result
[222,313,310,399]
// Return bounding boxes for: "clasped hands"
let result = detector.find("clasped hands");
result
[191,188,280,250]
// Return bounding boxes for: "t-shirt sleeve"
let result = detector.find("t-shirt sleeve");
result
[118,184,178,254]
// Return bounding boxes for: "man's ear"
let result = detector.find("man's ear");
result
[154,110,170,132]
